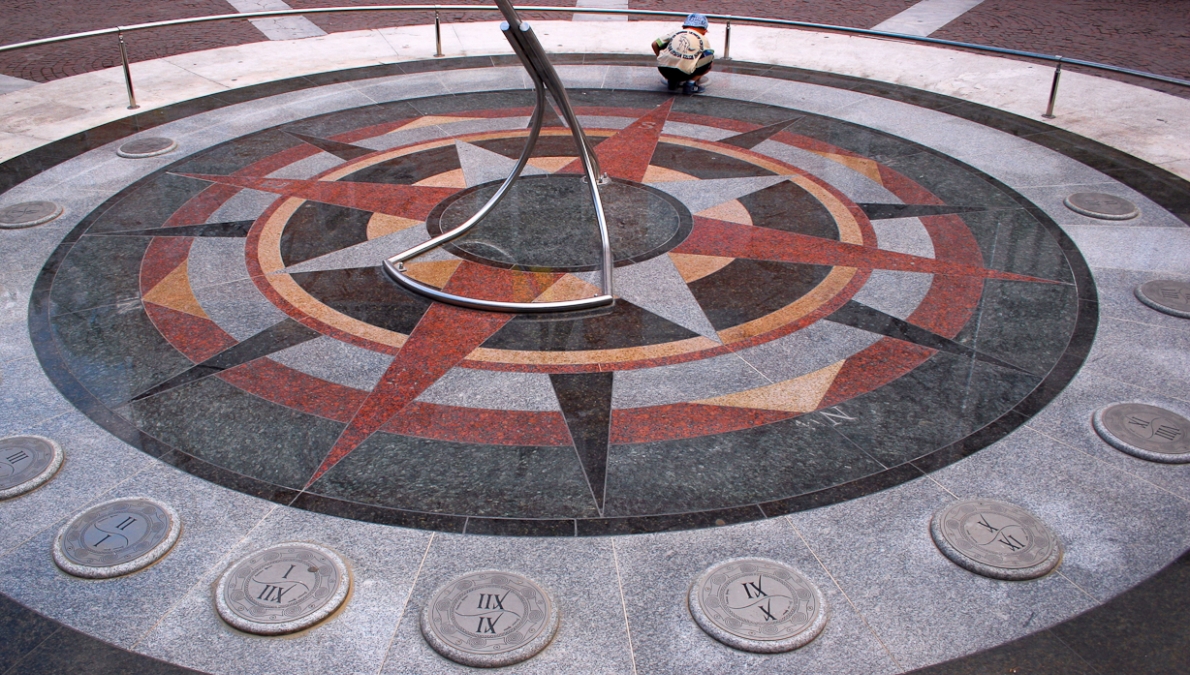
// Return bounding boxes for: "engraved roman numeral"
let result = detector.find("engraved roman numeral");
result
[477,593,506,610]
[477,616,499,633]
[998,533,1025,551]
[282,564,295,579]
[975,515,999,534]
[1155,425,1182,441]
[742,578,767,599]
[115,517,137,531]
[758,600,776,621]
[818,406,856,427]
[257,585,289,603]
[93,534,111,547]
[1127,416,1150,429]
[5,450,29,464]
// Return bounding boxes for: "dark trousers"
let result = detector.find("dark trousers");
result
[658,63,712,86]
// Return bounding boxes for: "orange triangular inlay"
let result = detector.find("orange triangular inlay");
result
[696,361,844,412]
[142,260,207,319]
[403,260,462,288]
[668,252,734,284]
[814,152,884,184]
[394,115,483,132]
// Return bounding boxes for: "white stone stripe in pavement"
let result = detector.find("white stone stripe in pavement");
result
[224,0,328,40]
[574,0,629,22]
[872,0,985,37]
[0,73,36,95]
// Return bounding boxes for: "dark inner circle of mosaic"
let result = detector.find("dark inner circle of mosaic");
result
[29,80,1100,537]
[430,176,692,272]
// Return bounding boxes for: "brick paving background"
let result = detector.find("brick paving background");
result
[0,0,1185,95]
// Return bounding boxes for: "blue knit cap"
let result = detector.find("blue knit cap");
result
[683,13,709,29]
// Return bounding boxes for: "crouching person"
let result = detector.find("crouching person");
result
[652,13,714,94]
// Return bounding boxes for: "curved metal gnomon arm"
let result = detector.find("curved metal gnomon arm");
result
[383,0,615,313]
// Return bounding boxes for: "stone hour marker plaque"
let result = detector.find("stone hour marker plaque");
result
[1094,403,1190,462]
[1135,280,1190,319]
[689,558,828,653]
[0,435,63,500]
[931,499,1062,580]
[53,497,181,578]
[1063,192,1139,220]
[421,570,559,667]
[0,201,62,229]
[116,137,178,159]
[216,542,350,635]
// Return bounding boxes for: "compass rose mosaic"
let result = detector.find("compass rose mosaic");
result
[34,87,1091,536]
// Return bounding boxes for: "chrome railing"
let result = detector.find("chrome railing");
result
[0,5,1187,115]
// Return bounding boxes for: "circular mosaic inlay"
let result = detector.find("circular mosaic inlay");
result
[117,137,178,159]
[1063,192,1139,220]
[1135,280,1190,319]
[216,542,351,635]
[0,435,63,500]
[53,497,181,578]
[1093,403,1190,463]
[931,499,1062,580]
[0,201,62,229]
[688,558,827,653]
[421,570,559,667]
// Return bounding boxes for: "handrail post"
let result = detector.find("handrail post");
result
[722,20,731,61]
[434,8,443,57]
[1043,56,1063,119]
[117,29,139,110]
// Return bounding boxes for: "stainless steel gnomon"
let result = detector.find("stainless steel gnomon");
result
[382,0,615,313]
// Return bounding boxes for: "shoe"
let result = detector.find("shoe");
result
[667,80,681,91]
[683,82,706,95]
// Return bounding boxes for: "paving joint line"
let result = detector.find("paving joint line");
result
[375,532,436,675]
[609,539,639,675]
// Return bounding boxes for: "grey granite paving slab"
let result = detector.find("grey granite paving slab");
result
[205,188,278,224]
[753,78,876,116]
[611,350,771,409]
[265,150,345,180]
[269,335,394,391]
[930,425,1190,601]
[557,64,612,90]
[871,217,935,258]
[416,367,560,411]
[752,139,903,203]
[832,97,1031,162]
[599,65,670,93]
[661,121,736,142]
[456,140,547,188]
[584,254,719,340]
[647,175,788,214]
[1091,267,1190,332]
[0,266,36,365]
[1026,369,1190,503]
[1017,183,1189,229]
[137,507,432,675]
[1066,226,1190,274]
[614,518,900,675]
[850,270,934,322]
[193,278,289,341]
[1083,315,1190,400]
[0,461,272,647]
[379,534,634,675]
[789,476,1095,670]
[732,320,884,384]
[187,238,251,291]
[951,142,1112,189]
[350,72,454,105]
[0,410,154,556]
[436,67,528,95]
[0,358,75,438]
[279,226,431,274]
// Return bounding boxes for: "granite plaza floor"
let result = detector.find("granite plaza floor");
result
[1,10,1189,675]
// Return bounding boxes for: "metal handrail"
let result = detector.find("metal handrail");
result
[0,4,1187,103]
[0,3,1183,88]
